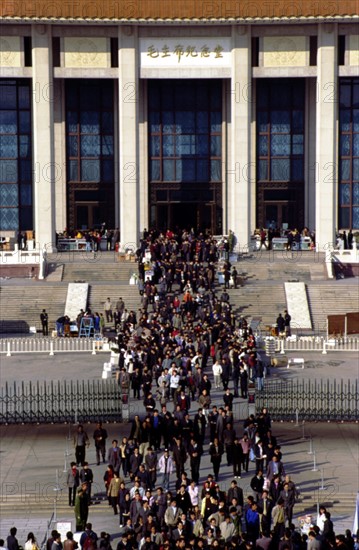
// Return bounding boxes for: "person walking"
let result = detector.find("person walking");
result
[66,461,80,506]
[158,449,174,492]
[104,298,113,324]
[74,482,90,531]
[93,422,108,465]
[24,533,39,550]
[40,309,49,336]
[210,437,224,481]
[73,425,90,466]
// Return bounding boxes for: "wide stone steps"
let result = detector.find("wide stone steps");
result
[0,284,68,333]
[88,284,142,317]
[306,282,359,333]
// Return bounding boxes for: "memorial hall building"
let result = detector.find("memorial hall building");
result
[0,0,358,251]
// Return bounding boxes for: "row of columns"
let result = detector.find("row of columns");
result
[31,24,338,252]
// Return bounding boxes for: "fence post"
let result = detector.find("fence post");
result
[49,341,54,356]
[6,341,11,357]
[322,341,327,354]
[92,341,96,355]
[280,339,285,354]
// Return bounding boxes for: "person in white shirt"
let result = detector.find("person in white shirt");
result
[212,360,223,389]
[187,480,199,507]
[170,370,180,400]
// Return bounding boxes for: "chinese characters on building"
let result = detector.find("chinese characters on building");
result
[147,43,224,63]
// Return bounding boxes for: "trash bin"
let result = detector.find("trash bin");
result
[100,237,108,251]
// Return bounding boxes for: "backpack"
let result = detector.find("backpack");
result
[82,534,96,550]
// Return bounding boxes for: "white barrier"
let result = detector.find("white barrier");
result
[0,337,110,356]
[263,336,359,354]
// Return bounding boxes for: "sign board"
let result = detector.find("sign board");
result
[56,522,72,541]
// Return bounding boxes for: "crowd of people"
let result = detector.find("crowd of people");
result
[3,228,356,550]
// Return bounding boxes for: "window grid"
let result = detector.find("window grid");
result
[257,80,305,183]
[339,78,359,229]
[65,81,114,184]
[148,80,222,185]
[0,79,33,231]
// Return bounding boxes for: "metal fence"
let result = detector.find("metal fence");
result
[0,379,122,424]
[263,336,359,354]
[0,337,107,356]
[255,379,359,421]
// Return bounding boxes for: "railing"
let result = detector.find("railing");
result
[0,337,109,356]
[0,379,122,424]
[263,336,359,354]
[255,379,359,421]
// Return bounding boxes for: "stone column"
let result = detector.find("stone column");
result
[118,26,139,252]
[315,23,338,249]
[31,24,56,252]
[228,26,251,251]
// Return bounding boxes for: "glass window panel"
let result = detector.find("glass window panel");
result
[150,160,160,181]
[210,111,221,132]
[271,83,290,109]
[101,85,113,108]
[258,136,268,156]
[211,160,221,181]
[20,160,32,182]
[339,184,351,205]
[20,207,32,230]
[210,87,222,109]
[292,134,304,155]
[149,86,160,109]
[66,86,78,109]
[18,85,30,109]
[102,135,113,156]
[258,159,268,180]
[67,135,78,157]
[0,160,17,182]
[257,111,268,132]
[19,135,31,158]
[353,159,359,181]
[271,134,290,156]
[175,111,195,133]
[80,135,100,157]
[354,109,359,132]
[80,85,100,109]
[0,111,17,133]
[176,135,196,156]
[196,85,209,109]
[149,111,161,133]
[353,207,359,229]
[0,85,17,109]
[353,133,359,156]
[196,135,209,155]
[340,134,350,156]
[80,111,100,134]
[0,184,18,206]
[68,160,78,181]
[20,184,32,206]
[67,111,78,133]
[102,160,114,182]
[353,84,359,108]
[161,88,174,110]
[210,135,221,156]
[81,159,100,182]
[19,111,31,133]
[181,159,196,182]
[340,159,350,181]
[0,135,17,157]
[0,207,19,230]
[163,135,174,156]
[102,112,113,133]
[271,158,290,181]
[271,111,290,133]
[162,111,175,134]
[293,110,304,132]
[197,159,209,181]
[339,207,349,228]
[150,135,160,157]
[340,109,351,131]
[175,160,182,181]
[196,112,208,133]
[339,84,351,108]
[353,183,359,204]
[292,159,304,181]
[163,159,175,181]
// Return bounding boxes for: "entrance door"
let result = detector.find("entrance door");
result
[172,203,198,231]
[265,203,292,229]
[75,203,101,230]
